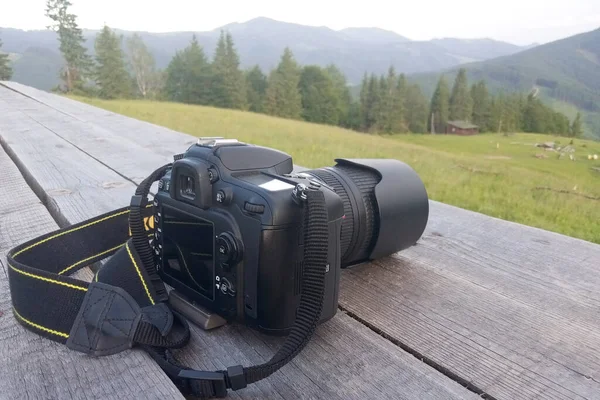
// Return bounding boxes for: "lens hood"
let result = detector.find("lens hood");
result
[334,159,429,260]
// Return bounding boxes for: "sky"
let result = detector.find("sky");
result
[1,0,599,46]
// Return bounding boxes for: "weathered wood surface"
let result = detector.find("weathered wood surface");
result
[3,82,600,400]
[3,81,600,399]
[0,146,185,400]
[0,83,478,399]
[340,203,600,400]
[1,81,198,159]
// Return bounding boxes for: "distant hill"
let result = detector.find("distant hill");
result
[409,28,600,139]
[338,27,410,43]
[0,17,530,90]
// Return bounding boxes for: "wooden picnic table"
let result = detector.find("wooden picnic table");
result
[0,81,599,400]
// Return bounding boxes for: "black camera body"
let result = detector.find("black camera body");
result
[154,137,429,335]
[154,138,344,334]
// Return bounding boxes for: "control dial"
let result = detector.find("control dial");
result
[216,232,240,268]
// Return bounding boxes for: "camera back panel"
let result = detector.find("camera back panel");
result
[154,139,344,333]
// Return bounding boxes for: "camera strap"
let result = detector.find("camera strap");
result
[6,164,329,399]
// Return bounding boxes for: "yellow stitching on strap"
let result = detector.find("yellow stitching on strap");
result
[13,210,130,258]
[9,264,88,292]
[126,242,154,305]
[58,243,125,275]
[13,307,69,338]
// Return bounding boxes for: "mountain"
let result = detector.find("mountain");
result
[409,27,600,139]
[11,47,63,91]
[0,17,530,90]
[430,38,537,62]
[338,27,410,43]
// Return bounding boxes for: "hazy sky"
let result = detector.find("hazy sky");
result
[2,0,599,45]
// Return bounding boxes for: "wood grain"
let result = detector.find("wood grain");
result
[0,81,198,159]
[0,146,184,400]
[174,309,479,400]
[0,84,478,399]
[0,94,137,226]
[6,83,600,399]
[339,201,600,400]
[0,86,175,184]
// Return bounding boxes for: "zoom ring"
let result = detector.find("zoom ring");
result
[334,165,380,262]
[306,170,354,259]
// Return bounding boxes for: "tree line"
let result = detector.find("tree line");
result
[426,71,583,137]
[6,0,582,138]
[0,37,12,80]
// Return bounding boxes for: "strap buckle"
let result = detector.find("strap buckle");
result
[178,370,227,398]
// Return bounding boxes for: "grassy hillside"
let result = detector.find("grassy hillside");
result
[74,97,600,244]
[410,27,600,139]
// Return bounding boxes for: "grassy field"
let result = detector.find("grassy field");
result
[74,97,600,244]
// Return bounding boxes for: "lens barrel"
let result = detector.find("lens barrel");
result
[304,159,429,267]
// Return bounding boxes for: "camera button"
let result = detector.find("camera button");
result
[216,232,238,265]
[215,188,233,205]
[208,168,219,183]
[220,277,235,296]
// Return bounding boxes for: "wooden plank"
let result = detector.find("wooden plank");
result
[0,94,137,226]
[339,202,600,400]
[0,84,479,399]
[172,308,478,400]
[7,82,600,399]
[0,85,176,184]
[0,146,184,400]
[0,81,198,159]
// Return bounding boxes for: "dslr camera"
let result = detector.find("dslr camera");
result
[153,137,429,335]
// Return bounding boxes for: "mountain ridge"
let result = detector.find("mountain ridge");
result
[408,27,600,139]
[0,16,531,90]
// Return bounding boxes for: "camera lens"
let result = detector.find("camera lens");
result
[305,159,429,267]
[306,165,379,264]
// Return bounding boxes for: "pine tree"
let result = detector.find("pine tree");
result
[211,31,246,109]
[470,80,490,131]
[570,112,583,137]
[504,93,523,133]
[345,101,362,131]
[394,74,408,132]
[164,35,212,104]
[364,74,381,132]
[375,67,394,133]
[553,112,570,135]
[428,75,450,133]
[224,33,247,109]
[449,68,473,121]
[377,75,388,131]
[488,94,505,133]
[127,33,160,98]
[406,84,428,133]
[94,25,131,99]
[211,31,227,106]
[325,64,352,127]
[245,65,267,113]
[264,48,302,119]
[45,0,93,93]
[0,38,12,80]
[378,66,406,133]
[522,93,547,133]
[298,65,339,125]
[359,73,369,130]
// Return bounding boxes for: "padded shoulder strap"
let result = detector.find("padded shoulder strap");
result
[7,164,330,399]
[7,204,156,344]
